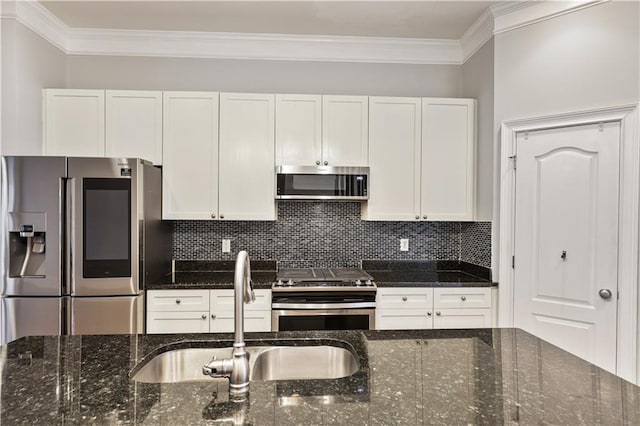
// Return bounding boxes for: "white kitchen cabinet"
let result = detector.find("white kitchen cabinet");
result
[375,287,491,330]
[146,289,272,334]
[162,91,219,220]
[275,94,322,165]
[322,95,369,166]
[105,90,163,165]
[421,98,476,221]
[43,89,105,157]
[363,97,476,222]
[219,93,276,220]
[363,97,421,221]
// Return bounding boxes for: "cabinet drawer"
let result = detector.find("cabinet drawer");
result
[376,288,433,309]
[147,311,209,334]
[147,290,210,312]
[210,310,272,333]
[433,308,491,329]
[211,289,272,312]
[433,287,491,309]
[376,308,433,330]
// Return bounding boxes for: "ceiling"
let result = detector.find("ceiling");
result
[40,1,496,39]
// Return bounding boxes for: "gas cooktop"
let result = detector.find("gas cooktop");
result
[272,268,376,291]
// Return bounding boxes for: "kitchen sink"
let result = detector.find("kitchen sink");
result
[132,345,359,384]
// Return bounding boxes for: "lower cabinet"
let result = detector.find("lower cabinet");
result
[376,287,492,330]
[146,289,271,334]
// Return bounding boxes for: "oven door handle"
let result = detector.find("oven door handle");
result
[271,302,376,310]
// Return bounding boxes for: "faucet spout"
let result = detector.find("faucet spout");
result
[203,251,255,396]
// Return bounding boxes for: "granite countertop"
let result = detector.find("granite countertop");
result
[147,259,495,291]
[2,328,638,425]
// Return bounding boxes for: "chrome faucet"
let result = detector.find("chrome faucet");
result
[202,251,256,396]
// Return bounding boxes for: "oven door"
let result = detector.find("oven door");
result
[271,308,375,331]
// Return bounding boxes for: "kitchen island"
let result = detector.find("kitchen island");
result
[1,328,638,425]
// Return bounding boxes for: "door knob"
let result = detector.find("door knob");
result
[561,250,567,260]
[599,289,613,300]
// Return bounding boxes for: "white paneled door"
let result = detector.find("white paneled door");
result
[513,121,620,373]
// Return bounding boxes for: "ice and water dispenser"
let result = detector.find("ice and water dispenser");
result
[8,213,46,278]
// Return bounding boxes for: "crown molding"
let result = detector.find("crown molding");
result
[491,0,610,35]
[65,29,464,64]
[0,0,613,65]
[460,7,494,62]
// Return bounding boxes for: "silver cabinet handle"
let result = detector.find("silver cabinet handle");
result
[316,161,321,165]
[461,296,467,301]
[175,299,181,304]
[211,213,216,219]
[599,289,612,300]
[220,214,224,219]
[415,215,420,220]
[423,215,427,219]
[436,311,441,316]
[402,296,408,301]
[427,312,432,316]
[211,314,217,319]
[201,314,207,320]
[324,161,328,165]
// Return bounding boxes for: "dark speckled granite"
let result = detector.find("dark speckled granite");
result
[2,328,640,425]
[363,259,495,288]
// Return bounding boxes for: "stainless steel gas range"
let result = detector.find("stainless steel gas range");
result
[271,268,377,331]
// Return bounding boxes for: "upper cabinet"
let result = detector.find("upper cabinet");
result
[275,94,322,166]
[364,97,476,222]
[43,89,163,165]
[421,98,476,221]
[105,90,163,165]
[275,95,368,166]
[162,91,219,220]
[43,89,105,157]
[219,93,276,220]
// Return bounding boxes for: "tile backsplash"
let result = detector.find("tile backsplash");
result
[173,202,491,268]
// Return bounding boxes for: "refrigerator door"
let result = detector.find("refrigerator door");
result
[68,295,144,335]
[67,157,140,296]
[2,297,63,344]
[1,156,66,296]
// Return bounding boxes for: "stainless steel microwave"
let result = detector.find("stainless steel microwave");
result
[275,165,369,201]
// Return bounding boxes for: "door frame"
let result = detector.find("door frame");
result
[498,103,639,382]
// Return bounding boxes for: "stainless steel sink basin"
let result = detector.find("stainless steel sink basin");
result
[132,345,359,384]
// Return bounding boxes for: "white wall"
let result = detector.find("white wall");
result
[66,55,462,97]
[1,20,67,155]
[462,38,494,222]
[493,1,640,277]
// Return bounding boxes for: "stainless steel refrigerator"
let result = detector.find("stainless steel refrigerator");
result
[1,156,172,343]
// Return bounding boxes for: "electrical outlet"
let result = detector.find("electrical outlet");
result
[222,239,231,253]
[400,239,409,251]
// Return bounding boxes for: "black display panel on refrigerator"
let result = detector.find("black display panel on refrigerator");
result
[82,178,131,278]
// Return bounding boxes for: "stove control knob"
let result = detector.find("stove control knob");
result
[287,279,293,286]
[276,280,283,287]
[366,280,373,286]
[355,280,362,286]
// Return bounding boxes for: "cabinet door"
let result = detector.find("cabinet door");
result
[162,91,219,220]
[219,93,275,220]
[363,97,421,221]
[147,311,209,334]
[106,90,163,165]
[322,95,368,166]
[421,98,476,221]
[376,309,433,330]
[43,89,105,157]
[433,308,491,329]
[275,94,322,166]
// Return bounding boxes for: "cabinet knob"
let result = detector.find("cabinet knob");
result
[324,161,328,166]
[201,314,207,320]
[175,299,181,304]
[316,161,321,165]
[220,214,224,219]
[461,296,467,301]
[427,312,432,316]
[402,296,407,301]
[436,311,441,316]
[211,213,216,219]
[211,314,217,319]
[423,215,427,219]
[415,215,420,220]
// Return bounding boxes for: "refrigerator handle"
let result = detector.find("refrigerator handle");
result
[64,177,74,296]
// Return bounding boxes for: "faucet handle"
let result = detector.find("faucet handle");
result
[247,279,256,303]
